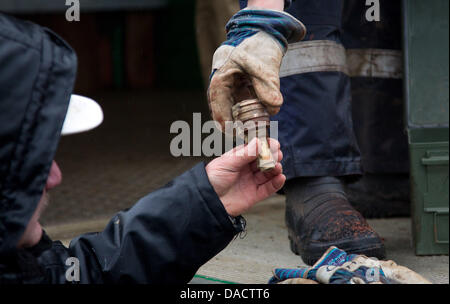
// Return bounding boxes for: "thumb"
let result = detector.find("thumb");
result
[208,72,235,132]
[225,137,260,171]
[208,45,240,132]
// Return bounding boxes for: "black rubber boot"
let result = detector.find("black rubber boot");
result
[285,176,386,266]
[344,174,411,218]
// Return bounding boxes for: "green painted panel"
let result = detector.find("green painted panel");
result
[404,0,449,127]
[408,128,449,255]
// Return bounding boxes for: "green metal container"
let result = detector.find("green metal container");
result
[403,0,449,255]
[408,128,448,255]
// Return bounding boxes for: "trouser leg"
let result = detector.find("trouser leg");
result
[342,0,407,174]
[274,0,362,180]
[341,0,410,218]
[275,0,385,265]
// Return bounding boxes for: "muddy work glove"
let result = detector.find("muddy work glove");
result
[207,8,306,132]
[269,246,432,284]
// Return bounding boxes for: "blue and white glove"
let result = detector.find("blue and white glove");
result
[207,8,306,132]
[268,246,432,284]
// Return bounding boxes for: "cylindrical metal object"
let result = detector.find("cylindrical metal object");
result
[232,99,276,172]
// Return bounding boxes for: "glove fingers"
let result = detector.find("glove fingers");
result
[252,75,283,116]
[209,62,261,132]
[208,69,239,132]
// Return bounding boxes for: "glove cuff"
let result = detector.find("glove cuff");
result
[225,9,306,52]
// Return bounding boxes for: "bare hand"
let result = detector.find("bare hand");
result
[206,138,285,217]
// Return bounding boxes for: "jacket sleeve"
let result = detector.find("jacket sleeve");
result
[61,163,240,283]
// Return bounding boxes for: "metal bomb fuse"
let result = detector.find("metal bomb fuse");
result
[232,99,276,172]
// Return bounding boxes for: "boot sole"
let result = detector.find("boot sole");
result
[288,229,386,266]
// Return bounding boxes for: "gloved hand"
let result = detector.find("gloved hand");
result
[207,8,306,132]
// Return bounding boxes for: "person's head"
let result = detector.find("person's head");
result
[0,14,102,255]
[15,95,103,249]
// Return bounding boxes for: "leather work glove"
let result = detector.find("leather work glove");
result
[269,246,432,284]
[207,8,306,132]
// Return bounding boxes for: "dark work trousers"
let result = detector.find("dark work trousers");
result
[341,0,407,174]
[240,0,406,180]
[276,0,362,180]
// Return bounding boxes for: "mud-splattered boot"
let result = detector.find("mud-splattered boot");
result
[285,176,386,266]
[344,173,411,218]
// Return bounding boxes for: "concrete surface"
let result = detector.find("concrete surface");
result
[195,196,449,284]
[45,195,449,284]
[41,90,448,284]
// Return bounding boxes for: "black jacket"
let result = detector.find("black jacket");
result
[0,13,241,283]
